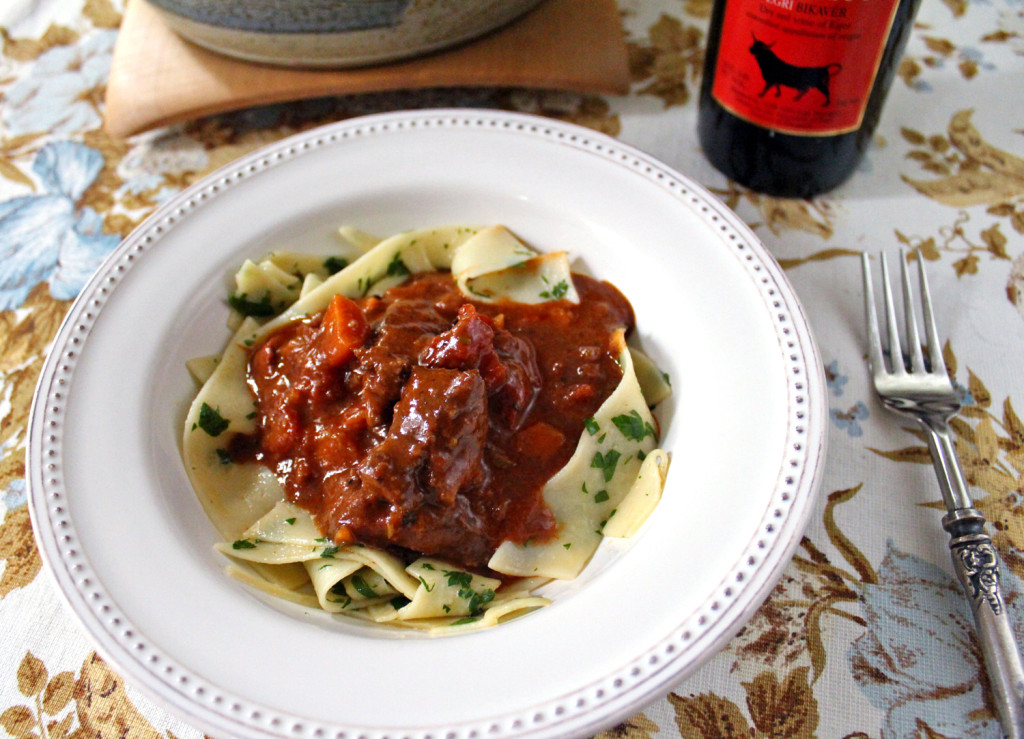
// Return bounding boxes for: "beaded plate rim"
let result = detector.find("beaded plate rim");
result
[27,108,827,739]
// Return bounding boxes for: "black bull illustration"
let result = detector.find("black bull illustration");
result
[748,34,842,106]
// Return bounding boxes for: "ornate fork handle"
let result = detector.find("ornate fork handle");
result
[922,418,1024,737]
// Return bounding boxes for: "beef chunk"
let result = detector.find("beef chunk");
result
[420,304,540,429]
[361,366,488,507]
[353,298,450,429]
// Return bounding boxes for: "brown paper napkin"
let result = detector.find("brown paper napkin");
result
[104,0,630,138]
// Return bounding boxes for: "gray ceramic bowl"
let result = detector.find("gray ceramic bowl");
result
[145,0,547,67]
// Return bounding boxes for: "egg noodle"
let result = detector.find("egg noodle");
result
[182,225,670,633]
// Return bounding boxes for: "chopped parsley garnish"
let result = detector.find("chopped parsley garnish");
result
[215,448,232,465]
[594,490,610,504]
[285,517,296,525]
[540,280,569,300]
[327,585,352,608]
[323,256,348,274]
[451,617,481,626]
[390,595,411,610]
[443,570,494,614]
[197,403,229,437]
[612,410,656,442]
[319,546,341,558]
[232,539,258,550]
[350,575,377,599]
[386,252,411,277]
[563,542,572,550]
[228,292,277,317]
[591,449,621,482]
[584,417,600,435]
[444,571,473,589]
[418,576,434,592]
[467,588,495,614]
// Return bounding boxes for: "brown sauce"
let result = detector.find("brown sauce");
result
[231,271,635,574]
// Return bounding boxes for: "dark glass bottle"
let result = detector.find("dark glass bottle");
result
[697,0,922,198]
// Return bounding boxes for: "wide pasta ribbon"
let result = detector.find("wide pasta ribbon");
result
[181,225,670,632]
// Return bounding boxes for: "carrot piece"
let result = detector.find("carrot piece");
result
[319,294,369,368]
[516,422,567,461]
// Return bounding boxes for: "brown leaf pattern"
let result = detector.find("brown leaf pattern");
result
[75,654,164,739]
[668,691,751,738]
[628,13,704,108]
[743,667,819,738]
[708,181,843,243]
[1,652,163,739]
[0,507,41,598]
[898,27,996,88]
[0,286,68,597]
[592,712,660,738]
[899,110,1024,280]
[667,667,820,739]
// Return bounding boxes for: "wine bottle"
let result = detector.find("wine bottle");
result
[697,0,922,198]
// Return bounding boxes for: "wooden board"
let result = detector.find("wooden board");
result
[104,0,630,138]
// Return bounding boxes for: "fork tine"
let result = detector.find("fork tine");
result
[861,253,887,375]
[915,252,948,377]
[899,249,927,374]
[880,252,906,375]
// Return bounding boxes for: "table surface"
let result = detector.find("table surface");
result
[2,0,1024,737]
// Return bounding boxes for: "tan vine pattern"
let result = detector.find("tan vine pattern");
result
[899,109,1024,276]
[901,109,1024,211]
[869,345,1024,572]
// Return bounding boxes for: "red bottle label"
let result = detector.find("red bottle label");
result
[711,0,900,135]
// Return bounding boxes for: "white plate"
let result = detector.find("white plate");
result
[28,110,826,739]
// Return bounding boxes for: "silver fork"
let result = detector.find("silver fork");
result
[862,250,1024,738]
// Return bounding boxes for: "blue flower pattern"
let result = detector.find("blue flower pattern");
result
[830,401,870,437]
[826,359,870,437]
[2,30,117,136]
[851,542,1024,737]
[0,141,120,309]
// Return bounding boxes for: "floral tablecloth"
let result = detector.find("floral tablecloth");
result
[3,0,1024,737]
